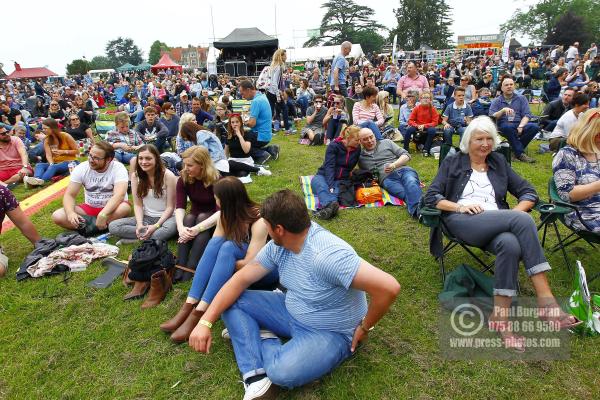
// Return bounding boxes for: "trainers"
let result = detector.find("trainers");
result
[314,201,339,220]
[221,328,278,341]
[257,167,272,176]
[255,153,271,165]
[422,150,431,157]
[24,176,45,187]
[270,145,280,161]
[515,153,536,163]
[243,377,278,400]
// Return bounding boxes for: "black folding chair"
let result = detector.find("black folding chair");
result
[537,178,600,282]
[420,143,511,282]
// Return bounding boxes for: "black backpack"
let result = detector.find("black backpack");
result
[128,239,175,282]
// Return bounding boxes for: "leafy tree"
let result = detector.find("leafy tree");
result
[88,55,114,70]
[148,40,170,64]
[304,0,386,47]
[545,12,591,48]
[105,37,143,66]
[66,59,89,75]
[389,0,453,50]
[501,0,600,46]
[351,30,386,55]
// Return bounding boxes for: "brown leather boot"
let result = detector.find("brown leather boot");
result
[160,301,198,333]
[170,309,204,344]
[123,280,150,300]
[141,270,172,309]
[122,266,133,287]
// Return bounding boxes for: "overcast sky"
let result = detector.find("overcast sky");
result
[2,0,536,75]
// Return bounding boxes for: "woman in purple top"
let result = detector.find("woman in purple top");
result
[173,146,220,282]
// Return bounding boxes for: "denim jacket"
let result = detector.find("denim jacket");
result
[424,151,538,211]
[196,130,226,163]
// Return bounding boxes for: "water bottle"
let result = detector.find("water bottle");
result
[92,233,111,243]
[68,161,76,174]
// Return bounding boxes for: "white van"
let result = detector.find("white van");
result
[88,69,115,82]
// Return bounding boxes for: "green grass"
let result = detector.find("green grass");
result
[1,117,599,399]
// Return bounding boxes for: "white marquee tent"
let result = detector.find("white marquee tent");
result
[285,44,364,63]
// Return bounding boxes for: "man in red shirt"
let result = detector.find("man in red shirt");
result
[0,125,33,187]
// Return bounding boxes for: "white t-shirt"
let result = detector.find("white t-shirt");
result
[458,170,498,211]
[566,46,578,59]
[548,109,579,139]
[70,160,129,208]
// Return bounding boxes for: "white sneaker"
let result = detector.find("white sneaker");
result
[243,377,276,400]
[257,167,272,176]
[222,328,278,341]
[116,238,139,246]
[24,176,45,187]
[0,247,8,277]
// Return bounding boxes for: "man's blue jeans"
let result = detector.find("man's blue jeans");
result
[310,175,339,208]
[34,161,73,181]
[222,290,352,388]
[358,121,382,140]
[154,133,170,152]
[382,167,422,216]
[296,96,309,117]
[442,126,466,145]
[497,122,539,156]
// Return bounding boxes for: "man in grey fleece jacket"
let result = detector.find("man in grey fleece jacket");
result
[358,128,422,218]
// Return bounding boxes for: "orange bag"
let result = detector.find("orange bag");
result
[355,182,383,204]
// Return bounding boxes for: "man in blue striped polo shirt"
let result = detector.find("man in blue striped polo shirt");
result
[188,189,400,400]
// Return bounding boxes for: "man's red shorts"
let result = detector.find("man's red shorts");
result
[78,201,131,217]
[0,166,33,182]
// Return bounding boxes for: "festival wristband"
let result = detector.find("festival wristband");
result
[154,223,161,229]
[199,319,213,329]
[98,212,108,219]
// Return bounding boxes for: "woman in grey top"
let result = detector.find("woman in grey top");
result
[108,144,177,244]
[265,49,291,134]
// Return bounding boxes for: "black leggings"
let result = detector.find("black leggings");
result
[177,212,213,270]
[224,160,260,177]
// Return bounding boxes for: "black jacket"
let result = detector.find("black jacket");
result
[425,151,538,211]
[542,98,570,124]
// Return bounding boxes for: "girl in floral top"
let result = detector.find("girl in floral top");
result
[552,108,600,233]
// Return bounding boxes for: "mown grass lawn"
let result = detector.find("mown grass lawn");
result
[0,115,599,399]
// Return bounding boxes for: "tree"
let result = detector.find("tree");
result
[88,55,114,70]
[351,30,386,55]
[66,59,89,75]
[389,0,453,50]
[545,12,591,48]
[148,40,170,64]
[501,0,600,46]
[303,0,386,47]
[105,37,143,66]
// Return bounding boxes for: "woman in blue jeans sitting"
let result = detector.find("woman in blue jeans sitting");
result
[160,176,278,343]
[311,125,361,220]
[24,118,78,187]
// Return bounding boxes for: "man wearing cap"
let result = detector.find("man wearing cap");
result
[176,91,192,117]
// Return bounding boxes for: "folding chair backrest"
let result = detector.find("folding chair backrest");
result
[345,97,356,125]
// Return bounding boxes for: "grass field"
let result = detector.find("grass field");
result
[0,114,599,399]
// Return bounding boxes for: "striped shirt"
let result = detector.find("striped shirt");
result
[352,101,384,126]
[256,222,367,338]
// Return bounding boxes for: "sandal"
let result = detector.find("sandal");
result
[538,304,583,330]
[488,318,526,353]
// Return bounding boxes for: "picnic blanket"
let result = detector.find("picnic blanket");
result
[300,175,405,211]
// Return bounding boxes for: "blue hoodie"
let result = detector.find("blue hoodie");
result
[316,137,360,188]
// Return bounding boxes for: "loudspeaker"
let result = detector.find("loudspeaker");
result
[236,61,247,76]
[224,62,236,76]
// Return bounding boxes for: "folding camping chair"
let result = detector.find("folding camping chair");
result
[344,97,356,125]
[537,178,600,282]
[419,143,512,282]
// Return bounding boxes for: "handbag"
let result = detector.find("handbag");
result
[355,181,383,204]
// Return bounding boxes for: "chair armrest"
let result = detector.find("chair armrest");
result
[535,202,572,215]
[419,206,441,228]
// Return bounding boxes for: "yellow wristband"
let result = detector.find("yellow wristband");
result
[154,223,161,229]
[199,319,213,329]
[98,212,108,219]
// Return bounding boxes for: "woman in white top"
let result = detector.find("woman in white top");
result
[266,48,291,133]
[109,144,177,244]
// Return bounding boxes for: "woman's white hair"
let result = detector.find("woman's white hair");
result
[459,116,501,154]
